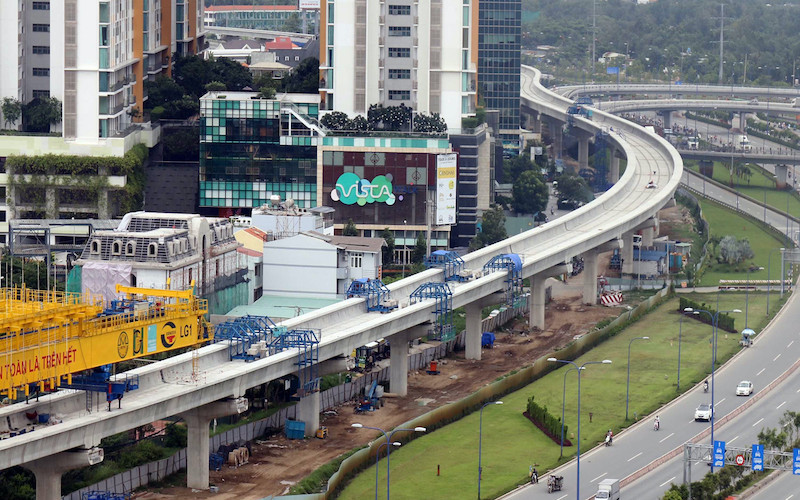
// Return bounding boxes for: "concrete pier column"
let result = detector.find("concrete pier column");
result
[183,397,249,489]
[389,330,410,396]
[739,113,746,131]
[582,250,598,305]
[529,273,548,330]
[662,111,672,131]
[622,231,635,275]
[296,392,320,437]
[465,300,482,360]
[26,447,104,500]
[577,132,591,169]
[547,117,563,158]
[775,164,789,189]
[610,150,621,184]
[642,226,654,247]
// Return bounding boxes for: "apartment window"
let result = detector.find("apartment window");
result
[32,90,50,98]
[32,68,49,77]
[388,90,410,100]
[388,26,411,37]
[32,2,50,10]
[0,211,6,222]
[388,69,411,79]
[389,5,411,15]
[32,46,50,55]
[349,252,363,268]
[91,240,101,254]
[32,24,50,32]
[388,47,410,58]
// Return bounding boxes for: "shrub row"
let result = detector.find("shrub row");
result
[678,296,737,332]
[526,395,566,440]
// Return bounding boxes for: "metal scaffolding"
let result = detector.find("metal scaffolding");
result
[482,253,524,306]
[410,282,454,341]
[269,328,320,395]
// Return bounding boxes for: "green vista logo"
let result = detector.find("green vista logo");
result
[330,172,396,206]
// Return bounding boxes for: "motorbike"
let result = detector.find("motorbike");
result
[654,419,660,431]
[604,433,613,446]
[703,381,709,393]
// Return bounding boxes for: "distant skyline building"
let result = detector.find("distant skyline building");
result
[477,0,521,146]
[319,0,479,134]
[0,0,205,143]
[204,4,318,34]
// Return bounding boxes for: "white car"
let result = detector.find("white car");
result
[736,380,754,396]
[694,403,713,421]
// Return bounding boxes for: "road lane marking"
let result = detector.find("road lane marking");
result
[729,435,739,443]
[556,495,567,500]
[757,368,766,376]
[659,477,676,487]
[590,472,607,482]
[752,418,764,427]
[788,340,794,348]
[777,401,787,409]
[774,354,782,362]
[627,452,643,462]
[659,432,674,443]
[717,398,726,405]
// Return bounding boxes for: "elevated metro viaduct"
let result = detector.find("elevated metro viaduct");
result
[0,68,681,498]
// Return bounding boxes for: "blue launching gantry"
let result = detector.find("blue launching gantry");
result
[482,254,524,306]
[410,282,455,341]
[215,315,285,361]
[269,328,320,396]
[567,96,593,128]
[425,250,473,282]
[59,364,139,412]
[346,278,398,313]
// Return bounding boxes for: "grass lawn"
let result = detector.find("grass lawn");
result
[696,198,786,287]
[337,294,769,500]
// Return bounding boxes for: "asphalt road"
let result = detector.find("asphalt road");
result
[500,287,800,500]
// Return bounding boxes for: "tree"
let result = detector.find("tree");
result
[342,218,358,236]
[717,235,754,265]
[144,75,185,110]
[504,153,537,181]
[1,97,22,128]
[554,173,593,205]
[411,231,427,264]
[512,170,549,215]
[320,111,352,130]
[161,95,200,120]
[258,86,276,100]
[469,205,508,250]
[22,97,61,133]
[280,57,320,93]
[204,81,227,92]
[380,228,396,265]
[412,112,447,133]
[280,12,303,33]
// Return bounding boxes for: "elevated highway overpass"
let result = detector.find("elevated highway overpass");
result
[555,82,800,101]
[0,67,681,498]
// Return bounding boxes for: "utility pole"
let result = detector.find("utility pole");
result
[591,0,597,78]
[712,3,727,84]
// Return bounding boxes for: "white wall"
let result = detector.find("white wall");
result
[0,2,21,121]
[331,0,356,115]
[75,0,101,143]
[262,234,340,298]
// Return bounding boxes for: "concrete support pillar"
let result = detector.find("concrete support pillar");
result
[610,152,621,184]
[529,273,548,330]
[577,133,590,169]
[547,117,563,158]
[389,330,410,396]
[622,231,635,275]
[26,448,104,500]
[739,113,746,131]
[775,164,789,190]
[465,300,482,360]
[531,111,542,134]
[296,392,320,437]
[642,226,654,247]
[582,250,598,305]
[662,111,672,131]
[183,397,248,490]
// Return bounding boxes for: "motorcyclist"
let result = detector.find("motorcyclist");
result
[654,415,660,431]
[703,380,709,393]
[605,429,613,446]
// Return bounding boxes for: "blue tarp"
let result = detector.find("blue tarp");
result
[503,253,523,272]
[634,249,666,261]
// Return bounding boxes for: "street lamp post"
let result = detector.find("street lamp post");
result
[745,266,764,327]
[402,220,408,279]
[352,423,427,499]
[767,247,785,314]
[677,309,700,391]
[374,442,401,500]
[560,366,579,458]
[625,336,650,420]
[478,401,503,499]
[684,307,740,472]
[548,358,612,500]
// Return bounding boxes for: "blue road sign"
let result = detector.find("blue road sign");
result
[793,448,800,475]
[752,444,764,471]
[713,440,726,468]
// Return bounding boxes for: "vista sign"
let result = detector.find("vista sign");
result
[331,172,396,206]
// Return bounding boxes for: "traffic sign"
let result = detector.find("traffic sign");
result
[793,448,800,475]
[752,444,765,471]
[735,454,744,466]
[713,440,726,468]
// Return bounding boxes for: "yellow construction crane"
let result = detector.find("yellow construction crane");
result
[0,284,211,400]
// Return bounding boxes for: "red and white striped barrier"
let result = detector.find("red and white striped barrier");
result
[600,292,624,306]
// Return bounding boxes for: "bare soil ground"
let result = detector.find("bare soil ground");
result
[137,287,620,500]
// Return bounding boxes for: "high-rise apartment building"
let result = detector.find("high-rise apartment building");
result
[0,0,204,144]
[319,0,479,134]
[478,0,521,146]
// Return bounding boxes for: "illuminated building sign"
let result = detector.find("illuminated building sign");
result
[331,172,396,206]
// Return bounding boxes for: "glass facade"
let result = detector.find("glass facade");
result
[478,0,521,136]
[199,97,319,210]
[205,8,318,35]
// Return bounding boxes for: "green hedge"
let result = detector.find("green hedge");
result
[6,143,147,177]
[526,395,566,442]
[678,296,737,332]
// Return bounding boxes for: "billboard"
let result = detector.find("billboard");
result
[436,154,457,225]
[299,0,321,9]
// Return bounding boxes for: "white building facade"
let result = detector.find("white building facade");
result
[318,0,478,133]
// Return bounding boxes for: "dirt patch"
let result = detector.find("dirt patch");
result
[135,291,621,499]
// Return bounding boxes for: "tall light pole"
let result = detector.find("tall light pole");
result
[548,358,612,500]
[684,307,740,472]
[560,366,579,458]
[478,400,503,499]
[374,442,400,500]
[402,219,408,279]
[625,336,650,420]
[766,247,785,314]
[677,309,698,391]
[352,423,426,499]
[745,266,764,327]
